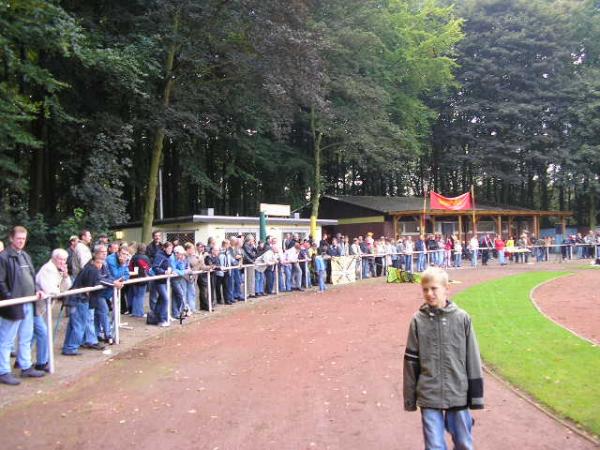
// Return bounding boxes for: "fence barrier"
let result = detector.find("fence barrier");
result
[0,242,597,374]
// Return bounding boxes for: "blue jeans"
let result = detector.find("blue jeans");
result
[283,265,292,291]
[455,253,462,267]
[33,315,49,365]
[405,255,413,273]
[0,303,34,373]
[417,253,427,272]
[232,269,243,299]
[171,279,185,316]
[265,269,275,294]
[318,270,326,291]
[362,259,370,278]
[302,261,312,288]
[130,284,147,317]
[185,279,197,312]
[152,283,169,323]
[95,294,113,340]
[278,265,286,291]
[471,250,478,267]
[421,408,473,450]
[498,250,506,265]
[255,271,265,295]
[63,302,90,354]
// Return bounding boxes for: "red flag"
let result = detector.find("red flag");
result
[430,192,473,211]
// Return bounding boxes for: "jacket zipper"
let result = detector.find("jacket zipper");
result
[438,313,444,407]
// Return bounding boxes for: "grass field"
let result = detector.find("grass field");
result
[454,272,600,437]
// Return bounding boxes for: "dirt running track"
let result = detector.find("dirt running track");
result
[0,267,596,450]
[534,270,600,344]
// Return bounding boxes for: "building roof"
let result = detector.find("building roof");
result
[322,195,571,216]
[113,214,337,230]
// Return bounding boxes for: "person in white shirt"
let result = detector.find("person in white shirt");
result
[285,243,303,290]
[468,235,479,267]
[34,248,72,372]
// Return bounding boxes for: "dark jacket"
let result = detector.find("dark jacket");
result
[242,243,257,265]
[427,239,438,251]
[130,253,152,278]
[64,261,114,308]
[146,241,162,262]
[403,301,484,411]
[0,247,37,320]
[151,250,171,284]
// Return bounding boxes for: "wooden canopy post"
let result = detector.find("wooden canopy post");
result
[561,216,566,236]
[508,216,513,238]
[497,216,502,237]
[532,215,538,238]
[458,215,463,240]
[393,215,398,240]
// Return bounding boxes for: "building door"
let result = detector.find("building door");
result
[441,222,456,236]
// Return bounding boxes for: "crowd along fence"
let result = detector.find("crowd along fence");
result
[0,243,597,375]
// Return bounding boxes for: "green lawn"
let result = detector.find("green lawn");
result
[454,272,600,437]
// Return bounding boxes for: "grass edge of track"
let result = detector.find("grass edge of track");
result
[453,271,600,438]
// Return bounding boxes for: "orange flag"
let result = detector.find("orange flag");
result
[430,192,473,211]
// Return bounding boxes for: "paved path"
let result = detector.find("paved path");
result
[0,265,596,449]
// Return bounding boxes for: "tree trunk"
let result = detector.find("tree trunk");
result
[310,106,323,238]
[589,187,597,230]
[141,8,180,243]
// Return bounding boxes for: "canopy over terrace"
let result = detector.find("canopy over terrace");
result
[311,195,572,240]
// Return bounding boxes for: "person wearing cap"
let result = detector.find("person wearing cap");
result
[170,245,189,317]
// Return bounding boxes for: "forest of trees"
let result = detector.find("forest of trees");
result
[1,0,599,260]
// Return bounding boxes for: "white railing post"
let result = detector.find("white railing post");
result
[304,260,308,288]
[114,286,120,344]
[166,276,172,322]
[243,267,248,301]
[359,255,363,280]
[46,296,55,374]
[207,271,213,313]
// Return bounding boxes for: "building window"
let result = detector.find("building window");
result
[477,221,496,233]
[224,230,258,241]
[400,221,419,234]
[281,230,310,241]
[165,231,195,244]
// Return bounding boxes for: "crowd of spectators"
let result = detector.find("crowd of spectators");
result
[1,225,599,385]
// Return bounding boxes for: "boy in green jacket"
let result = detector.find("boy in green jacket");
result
[403,267,484,450]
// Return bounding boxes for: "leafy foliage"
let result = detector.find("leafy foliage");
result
[0,0,598,253]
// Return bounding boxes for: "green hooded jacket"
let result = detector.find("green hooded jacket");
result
[403,301,484,411]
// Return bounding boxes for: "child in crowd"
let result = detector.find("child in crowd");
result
[403,267,484,450]
[314,249,326,293]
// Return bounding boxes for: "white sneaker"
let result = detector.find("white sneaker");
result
[158,321,170,327]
